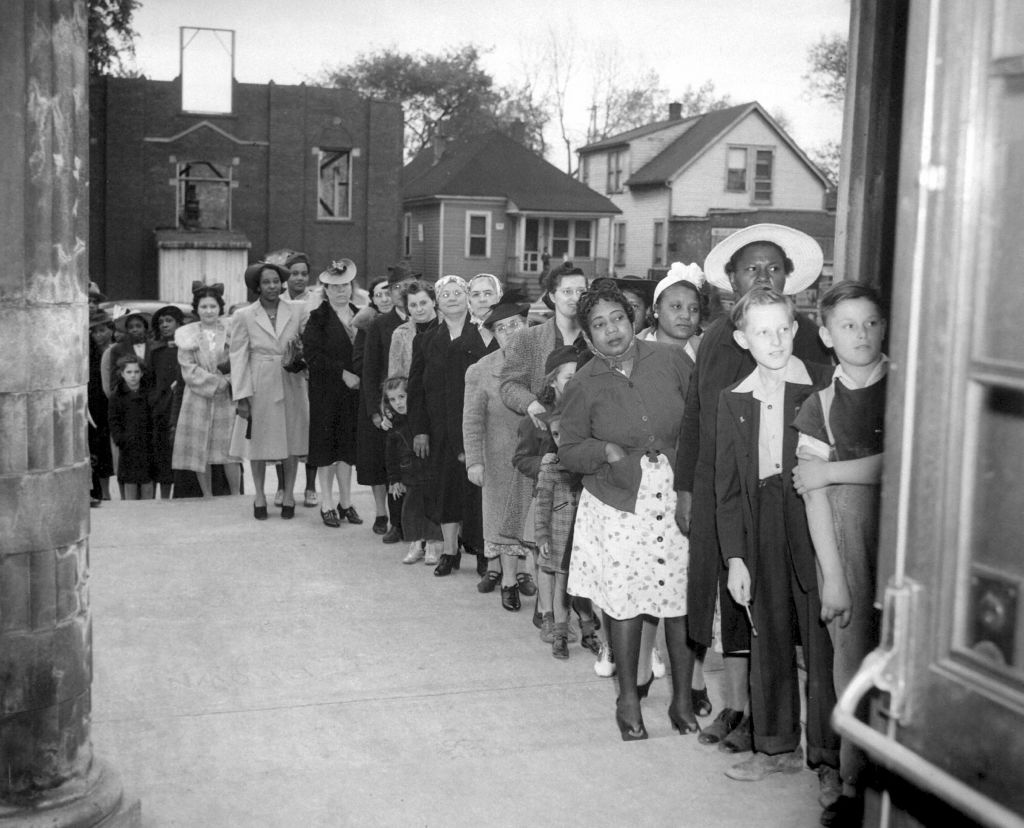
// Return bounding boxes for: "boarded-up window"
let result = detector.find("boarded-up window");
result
[318,149,351,219]
[177,160,231,230]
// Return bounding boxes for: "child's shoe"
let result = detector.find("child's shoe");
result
[593,640,616,677]
[552,622,570,659]
[699,708,743,746]
[539,612,555,643]
[402,542,425,564]
[515,572,538,596]
[423,542,442,565]
[719,714,753,754]
[580,619,602,656]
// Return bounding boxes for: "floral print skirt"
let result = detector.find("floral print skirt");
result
[567,454,688,619]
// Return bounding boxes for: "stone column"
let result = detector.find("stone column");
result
[0,2,138,824]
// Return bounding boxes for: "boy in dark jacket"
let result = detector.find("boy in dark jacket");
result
[714,287,839,793]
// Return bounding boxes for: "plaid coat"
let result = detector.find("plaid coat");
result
[534,461,580,557]
[171,321,236,472]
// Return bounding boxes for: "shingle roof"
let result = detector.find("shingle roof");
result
[577,114,701,153]
[403,131,620,214]
[625,102,829,188]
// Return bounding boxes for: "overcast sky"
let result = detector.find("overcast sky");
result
[129,0,851,166]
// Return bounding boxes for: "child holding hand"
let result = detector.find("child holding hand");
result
[382,377,442,565]
[793,281,888,827]
[714,286,840,793]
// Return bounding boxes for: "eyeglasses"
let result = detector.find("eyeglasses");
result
[492,320,524,335]
[438,290,465,299]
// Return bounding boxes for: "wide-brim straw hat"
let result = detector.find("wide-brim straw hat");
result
[319,258,357,285]
[703,223,823,295]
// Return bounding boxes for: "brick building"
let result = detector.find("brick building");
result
[89,76,404,306]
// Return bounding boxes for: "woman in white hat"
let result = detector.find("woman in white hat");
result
[676,224,831,752]
[645,262,706,360]
[302,259,364,528]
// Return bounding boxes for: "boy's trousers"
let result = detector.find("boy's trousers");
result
[749,475,840,768]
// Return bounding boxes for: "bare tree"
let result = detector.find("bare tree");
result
[803,34,848,184]
[803,34,848,107]
[542,28,577,173]
[673,80,732,118]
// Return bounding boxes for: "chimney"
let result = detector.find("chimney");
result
[509,118,526,144]
[432,133,447,165]
[668,101,682,120]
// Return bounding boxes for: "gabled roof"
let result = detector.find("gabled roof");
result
[624,101,830,189]
[403,131,620,214]
[577,114,701,153]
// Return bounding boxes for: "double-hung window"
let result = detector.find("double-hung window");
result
[466,212,490,257]
[606,150,625,193]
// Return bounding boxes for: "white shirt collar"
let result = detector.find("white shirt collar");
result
[733,356,813,398]
[833,354,889,389]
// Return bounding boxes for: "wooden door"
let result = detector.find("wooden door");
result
[837,2,1024,825]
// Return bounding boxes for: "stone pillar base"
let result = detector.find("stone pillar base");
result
[0,759,140,828]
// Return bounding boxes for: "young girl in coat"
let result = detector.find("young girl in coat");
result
[172,285,242,497]
[108,354,154,499]
[382,377,443,565]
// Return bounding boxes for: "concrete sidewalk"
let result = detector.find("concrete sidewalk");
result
[89,490,823,827]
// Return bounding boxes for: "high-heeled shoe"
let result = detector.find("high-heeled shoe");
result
[691,687,713,718]
[433,551,461,576]
[281,504,295,519]
[668,702,701,735]
[253,502,268,520]
[615,701,648,741]
[637,673,655,699]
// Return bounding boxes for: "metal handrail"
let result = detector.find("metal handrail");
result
[833,650,1024,828]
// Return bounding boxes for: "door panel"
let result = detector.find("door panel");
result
[839,0,1024,824]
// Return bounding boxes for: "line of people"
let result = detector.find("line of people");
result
[88,223,885,828]
[356,223,882,828]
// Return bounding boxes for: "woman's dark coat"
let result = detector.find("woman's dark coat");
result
[302,300,360,467]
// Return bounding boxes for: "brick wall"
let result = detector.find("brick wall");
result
[89,77,403,300]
